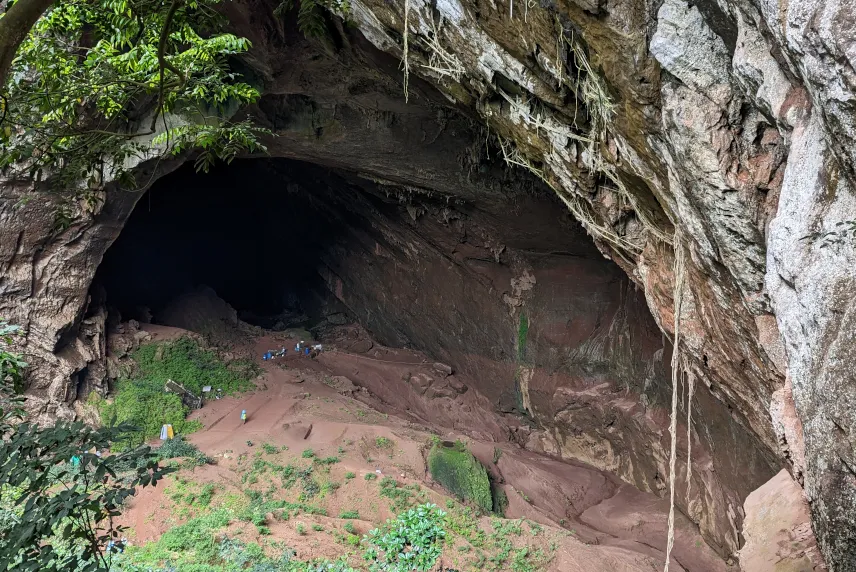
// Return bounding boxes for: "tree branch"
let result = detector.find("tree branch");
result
[150,0,185,131]
[0,0,57,91]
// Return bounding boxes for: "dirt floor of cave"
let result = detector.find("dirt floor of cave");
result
[116,324,731,572]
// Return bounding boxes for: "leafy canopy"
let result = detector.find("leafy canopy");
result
[0,0,269,201]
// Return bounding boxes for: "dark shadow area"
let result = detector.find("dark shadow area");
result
[95,159,349,328]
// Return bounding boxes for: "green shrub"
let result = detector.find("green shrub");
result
[99,337,255,447]
[302,448,316,459]
[375,437,393,448]
[363,503,446,571]
[345,472,356,480]
[379,477,420,512]
[492,485,509,517]
[158,510,231,562]
[517,314,529,362]
[198,484,216,507]
[339,510,360,519]
[99,378,199,448]
[343,522,357,535]
[427,441,492,513]
[262,443,279,454]
[133,337,257,395]
[301,477,320,499]
[364,473,377,481]
[312,523,324,532]
[157,436,211,466]
[296,522,306,535]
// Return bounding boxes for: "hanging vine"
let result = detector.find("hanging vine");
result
[664,234,686,572]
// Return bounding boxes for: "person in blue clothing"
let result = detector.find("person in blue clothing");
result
[263,351,272,361]
[241,409,247,424]
[304,347,310,356]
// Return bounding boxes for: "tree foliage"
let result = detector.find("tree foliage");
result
[0,321,28,395]
[0,0,269,203]
[0,323,171,571]
[274,0,351,39]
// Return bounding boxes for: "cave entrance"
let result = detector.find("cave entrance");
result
[92,154,765,558]
[94,153,671,414]
[95,158,355,331]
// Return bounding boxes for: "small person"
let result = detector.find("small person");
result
[304,347,310,356]
[295,341,301,352]
[241,409,247,424]
[262,351,271,361]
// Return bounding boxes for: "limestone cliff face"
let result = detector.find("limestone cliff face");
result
[0,0,854,568]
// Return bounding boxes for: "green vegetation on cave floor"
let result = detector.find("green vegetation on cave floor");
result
[100,325,569,571]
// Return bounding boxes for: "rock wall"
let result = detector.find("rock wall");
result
[1,0,855,567]
[283,160,777,555]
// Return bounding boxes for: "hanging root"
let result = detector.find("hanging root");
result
[664,235,686,572]
[497,89,592,147]
[496,136,638,260]
[401,0,411,102]
[549,18,671,245]
[420,16,465,82]
[595,159,674,245]
[686,373,695,500]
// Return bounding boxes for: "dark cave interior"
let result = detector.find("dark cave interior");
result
[94,159,363,329]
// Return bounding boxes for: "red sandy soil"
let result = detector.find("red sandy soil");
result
[118,326,731,572]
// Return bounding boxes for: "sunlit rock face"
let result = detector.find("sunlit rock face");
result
[2,0,854,566]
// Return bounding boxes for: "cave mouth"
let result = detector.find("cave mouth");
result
[91,153,764,557]
[95,158,360,331]
[94,153,667,404]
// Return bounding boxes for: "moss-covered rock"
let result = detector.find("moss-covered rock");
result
[427,440,492,512]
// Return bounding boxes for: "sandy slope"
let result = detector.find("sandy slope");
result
[118,327,729,571]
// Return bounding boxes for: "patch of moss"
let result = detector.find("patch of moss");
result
[427,440,492,512]
[517,313,529,362]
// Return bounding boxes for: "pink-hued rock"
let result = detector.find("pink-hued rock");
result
[738,470,826,571]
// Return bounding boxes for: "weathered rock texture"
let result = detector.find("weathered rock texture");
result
[1,0,854,567]
[738,469,826,571]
